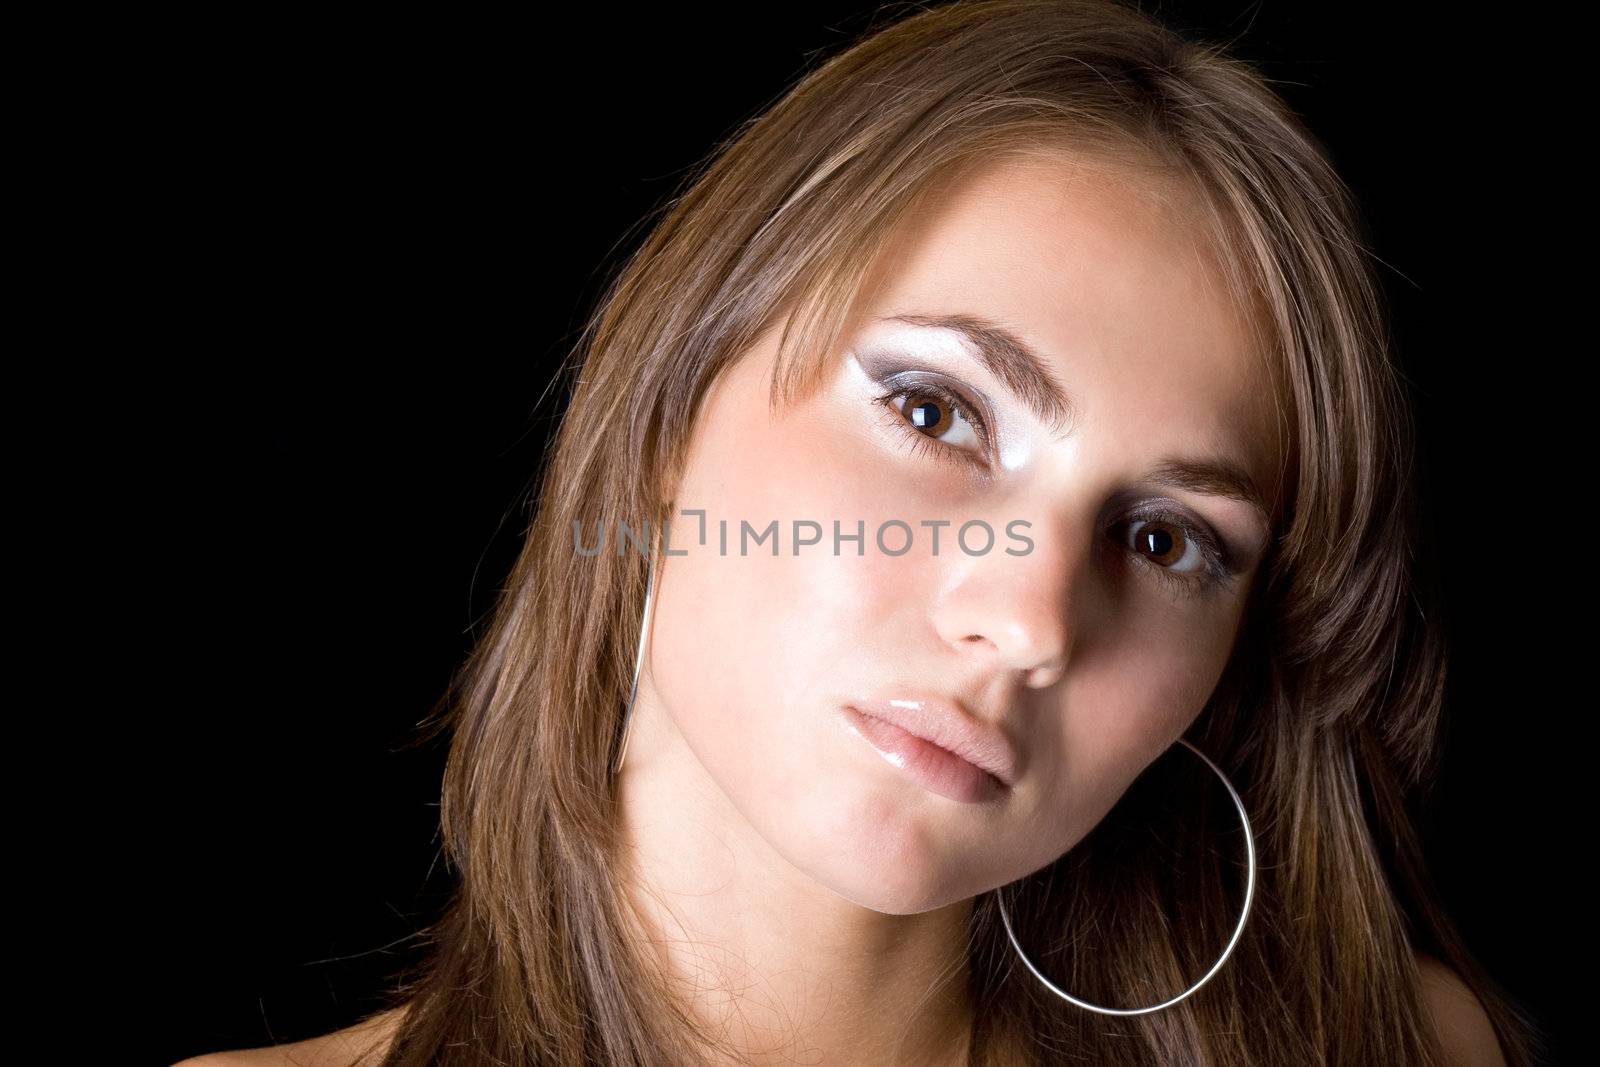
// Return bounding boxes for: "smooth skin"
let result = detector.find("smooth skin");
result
[177,152,1505,1067]
[618,151,1277,1066]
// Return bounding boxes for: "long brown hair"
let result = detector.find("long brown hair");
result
[356,2,1546,1063]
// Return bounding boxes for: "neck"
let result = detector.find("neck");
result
[612,685,978,1067]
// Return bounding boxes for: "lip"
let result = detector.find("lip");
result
[839,694,1018,804]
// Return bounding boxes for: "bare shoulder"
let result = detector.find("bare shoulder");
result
[171,1004,409,1067]
[1415,952,1507,1067]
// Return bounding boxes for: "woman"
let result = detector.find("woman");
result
[181,1,1545,1063]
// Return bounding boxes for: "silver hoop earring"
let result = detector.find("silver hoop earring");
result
[611,535,660,778]
[994,737,1257,1016]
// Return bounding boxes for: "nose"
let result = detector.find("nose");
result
[930,516,1075,689]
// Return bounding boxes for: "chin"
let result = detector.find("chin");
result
[792,784,989,915]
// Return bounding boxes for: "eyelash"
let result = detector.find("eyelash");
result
[869,381,1237,599]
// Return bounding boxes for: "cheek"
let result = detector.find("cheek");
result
[1029,595,1244,857]
[647,366,915,805]
[646,360,1017,909]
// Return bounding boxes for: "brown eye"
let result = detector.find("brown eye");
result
[904,390,954,437]
[884,384,984,454]
[1107,508,1235,598]
[1126,517,1204,574]
[870,375,989,463]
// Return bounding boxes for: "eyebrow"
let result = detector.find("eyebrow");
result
[1140,456,1272,528]
[879,311,1272,525]
[880,312,1074,436]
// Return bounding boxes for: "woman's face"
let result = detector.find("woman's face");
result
[641,150,1281,914]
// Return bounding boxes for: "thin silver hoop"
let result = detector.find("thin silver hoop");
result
[611,525,660,777]
[993,737,1258,1016]
[614,539,1256,1015]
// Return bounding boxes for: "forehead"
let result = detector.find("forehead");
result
[852,149,1282,500]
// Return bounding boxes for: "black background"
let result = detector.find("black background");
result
[109,4,1576,1064]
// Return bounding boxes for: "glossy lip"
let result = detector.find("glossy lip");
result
[839,693,1018,803]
